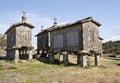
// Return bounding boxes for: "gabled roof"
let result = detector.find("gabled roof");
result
[48,17,101,32]
[35,16,101,36]
[5,22,34,34]
[35,29,48,37]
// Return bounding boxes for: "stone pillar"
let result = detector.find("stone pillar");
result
[9,50,11,59]
[77,50,88,67]
[19,49,21,55]
[48,51,54,63]
[25,49,27,55]
[77,54,81,65]
[11,50,14,60]
[6,50,9,59]
[94,51,100,65]
[15,49,19,63]
[29,50,33,60]
[21,50,23,55]
[61,50,69,66]
[23,49,25,55]
[9,50,12,60]
[37,50,40,55]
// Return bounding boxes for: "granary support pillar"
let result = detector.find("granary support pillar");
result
[13,46,21,62]
[61,50,69,66]
[14,49,19,63]
[6,50,10,59]
[9,50,11,59]
[48,51,54,63]
[77,50,88,67]
[77,54,81,65]
[28,49,33,60]
[37,50,40,55]
[94,51,100,65]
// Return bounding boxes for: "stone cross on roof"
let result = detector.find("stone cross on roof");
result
[41,26,44,31]
[53,18,57,27]
[22,11,26,15]
[22,11,27,22]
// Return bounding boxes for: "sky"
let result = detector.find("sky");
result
[0,0,120,48]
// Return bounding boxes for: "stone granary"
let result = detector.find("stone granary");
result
[36,17,103,66]
[5,12,34,62]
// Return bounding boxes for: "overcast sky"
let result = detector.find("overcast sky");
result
[0,0,120,48]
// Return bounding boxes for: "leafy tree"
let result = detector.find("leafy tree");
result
[102,40,120,54]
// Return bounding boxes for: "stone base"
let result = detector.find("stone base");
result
[63,54,69,66]
[94,52,100,65]
[77,50,88,67]
[48,52,54,63]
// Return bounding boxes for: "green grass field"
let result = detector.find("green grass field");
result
[0,56,120,83]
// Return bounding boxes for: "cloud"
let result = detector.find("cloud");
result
[27,13,53,27]
[114,26,120,36]
[0,11,20,34]
[103,36,120,42]
[102,25,120,42]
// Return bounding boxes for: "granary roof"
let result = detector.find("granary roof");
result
[35,16,101,36]
[48,16,101,32]
[99,37,103,40]
[35,29,48,37]
[5,22,34,34]
[5,11,34,34]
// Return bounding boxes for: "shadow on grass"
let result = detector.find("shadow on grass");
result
[0,56,6,60]
[117,64,120,66]
[105,56,120,61]
[36,56,79,66]
[37,56,61,65]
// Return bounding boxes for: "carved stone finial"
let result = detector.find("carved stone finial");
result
[41,26,44,31]
[22,11,26,16]
[22,11,27,22]
[53,18,57,27]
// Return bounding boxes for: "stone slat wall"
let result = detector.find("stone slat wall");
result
[50,23,83,53]
[82,21,100,52]
[16,26,32,46]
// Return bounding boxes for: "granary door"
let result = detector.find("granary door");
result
[53,34,63,52]
[67,31,79,51]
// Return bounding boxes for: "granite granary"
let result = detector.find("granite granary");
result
[5,12,34,62]
[36,17,103,66]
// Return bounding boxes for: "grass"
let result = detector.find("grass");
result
[0,56,120,83]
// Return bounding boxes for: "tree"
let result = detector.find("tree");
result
[102,40,120,54]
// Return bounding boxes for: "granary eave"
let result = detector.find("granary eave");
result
[48,16,101,32]
[35,25,55,37]
[47,23,74,32]
[5,22,34,34]
[35,29,48,37]
[79,16,101,26]
[99,37,103,40]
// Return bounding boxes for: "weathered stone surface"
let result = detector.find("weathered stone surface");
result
[50,23,83,53]
[36,30,49,55]
[48,51,54,63]
[36,17,102,55]
[77,50,88,67]
[61,50,69,66]
[28,49,33,60]
[5,13,34,61]
[94,51,100,65]
[14,50,19,63]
